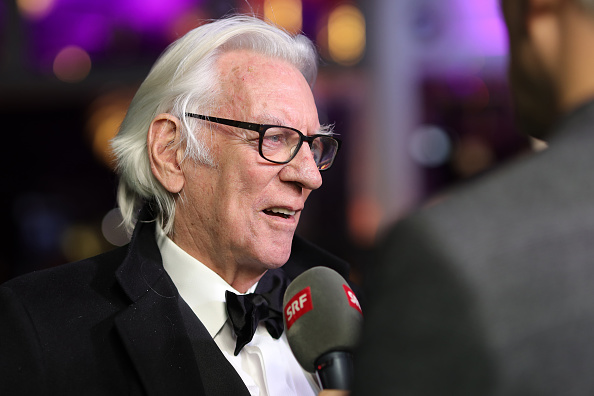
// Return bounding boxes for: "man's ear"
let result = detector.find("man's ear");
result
[147,113,185,193]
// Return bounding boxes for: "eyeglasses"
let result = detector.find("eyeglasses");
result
[185,113,341,171]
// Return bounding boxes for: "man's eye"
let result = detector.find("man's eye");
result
[266,134,284,143]
[263,129,290,146]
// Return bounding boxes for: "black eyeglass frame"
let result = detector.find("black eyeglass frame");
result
[185,112,342,170]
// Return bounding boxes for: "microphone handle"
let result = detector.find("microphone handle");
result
[315,351,354,390]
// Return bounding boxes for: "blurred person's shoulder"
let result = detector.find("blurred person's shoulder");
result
[380,112,594,268]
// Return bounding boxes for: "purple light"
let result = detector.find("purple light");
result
[465,16,508,57]
[418,0,509,74]
[115,0,196,33]
[25,0,202,72]
[28,9,112,71]
[460,0,508,57]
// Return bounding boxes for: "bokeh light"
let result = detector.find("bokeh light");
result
[327,4,366,66]
[409,125,452,167]
[168,8,206,41]
[17,0,55,20]
[86,91,134,169]
[60,224,103,263]
[53,45,92,83]
[451,136,495,178]
[348,196,382,247]
[264,0,303,35]
[101,208,131,247]
[461,0,508,57]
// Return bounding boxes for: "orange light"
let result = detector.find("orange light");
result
[328,5,366,66]
[86,91,134,169]
[348,196,382,247]
[264,0,303,35]
[60,224,103,262]
[17,0,55,20]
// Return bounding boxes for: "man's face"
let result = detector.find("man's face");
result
[502,0,559,138]
[176,50,323,275]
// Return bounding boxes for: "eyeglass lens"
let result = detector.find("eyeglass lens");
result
[261,127,338,170]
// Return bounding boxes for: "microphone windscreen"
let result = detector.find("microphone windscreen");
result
[283,267,363,372]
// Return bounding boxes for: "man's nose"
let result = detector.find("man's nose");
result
[280,143,323,190]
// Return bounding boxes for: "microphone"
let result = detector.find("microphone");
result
[283,267,363,390]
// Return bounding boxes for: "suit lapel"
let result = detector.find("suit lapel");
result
[114,209,205,395]
[114,288,205,395]
[177,297,252,396]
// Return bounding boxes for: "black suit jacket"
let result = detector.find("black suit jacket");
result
[353,100,594,395]
[0,207,352,395]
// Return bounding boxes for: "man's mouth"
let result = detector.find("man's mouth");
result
[263,207,296,219]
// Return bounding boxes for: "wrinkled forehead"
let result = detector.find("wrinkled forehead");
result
[215,50,307,95]
[224,50,294,73]
[214,50,318,126]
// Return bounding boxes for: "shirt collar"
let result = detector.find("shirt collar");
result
[156,228,256,338]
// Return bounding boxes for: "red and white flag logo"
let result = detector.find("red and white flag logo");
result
[285,286,313,330]
[343,284,363,315]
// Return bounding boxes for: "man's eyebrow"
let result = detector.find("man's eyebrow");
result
[259,114,335,136]
[259,114,284,126]
[318,123,335,136]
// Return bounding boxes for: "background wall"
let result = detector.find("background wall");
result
[0,0,528,284]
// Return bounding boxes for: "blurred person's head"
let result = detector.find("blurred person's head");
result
[501,0,594,138]
[111,15,340,289]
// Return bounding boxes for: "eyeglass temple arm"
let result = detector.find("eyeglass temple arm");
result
[185,113,262,132]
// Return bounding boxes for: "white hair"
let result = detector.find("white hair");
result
[111,15,318,234]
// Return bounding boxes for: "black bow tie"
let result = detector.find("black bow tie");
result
[225,268,290,356]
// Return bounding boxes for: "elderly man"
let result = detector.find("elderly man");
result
[353,0,594,395]
[0,16,353,395]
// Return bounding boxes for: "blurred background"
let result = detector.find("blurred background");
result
[0,0,530,284]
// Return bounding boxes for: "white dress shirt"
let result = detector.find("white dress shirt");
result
[157,229,320,396]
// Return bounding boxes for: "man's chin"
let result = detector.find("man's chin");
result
[258,244,292,270]
[265,250,292,269]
